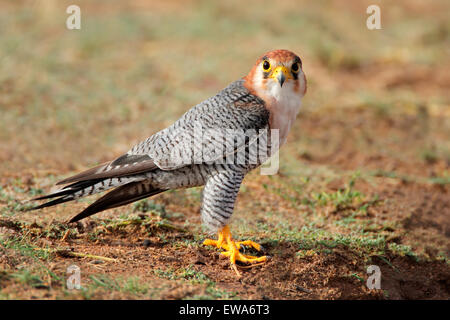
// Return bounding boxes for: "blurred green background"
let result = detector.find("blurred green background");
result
[0,0,448,175]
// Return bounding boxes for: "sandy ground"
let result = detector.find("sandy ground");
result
[0,0,449,299]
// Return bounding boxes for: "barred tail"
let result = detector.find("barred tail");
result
[68,181,166,222]
[28,176,143,211]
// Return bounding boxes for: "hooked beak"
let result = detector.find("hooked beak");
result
[277,72,286,87]
[270,66,291,87]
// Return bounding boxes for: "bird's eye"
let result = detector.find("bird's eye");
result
[262,60,271,71]
[291,62,300,73]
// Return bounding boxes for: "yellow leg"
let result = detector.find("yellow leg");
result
[203,225,267,276]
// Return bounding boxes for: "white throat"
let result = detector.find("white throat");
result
[262,80,303,146]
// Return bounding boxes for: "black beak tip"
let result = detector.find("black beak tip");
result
[278,74,286,87]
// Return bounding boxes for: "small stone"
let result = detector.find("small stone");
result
[142,239,152,247]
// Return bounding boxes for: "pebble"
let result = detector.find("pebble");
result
[142,239,152,247]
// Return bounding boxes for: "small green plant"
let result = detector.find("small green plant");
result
[133,199,166,216]
[154,265,237,299]
[420,149,438,164]
[350,273,365,283]
[86,275,150,296]
[311,177,363,208]
[388,243,419,260]
[12,269,47,289]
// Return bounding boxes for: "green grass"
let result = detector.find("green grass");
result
[1,235,64,292]
[311,188,362,208]
[89,275,149,295]
[153,265,237,299]
[11,269,49,289]
[132,199,166,216]
[0,185,38,217]
[258,221,387,252]
[70,274,166,299]
[0,234,52,261]
[388,243,419,261]
[370,170,450,186]
[85,210,187,241]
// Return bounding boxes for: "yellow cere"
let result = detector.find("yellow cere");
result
[270,66,293,80]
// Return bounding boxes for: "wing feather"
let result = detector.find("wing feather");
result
[67,181,165,222]
[56,155,156,185]
[128,80,270,170]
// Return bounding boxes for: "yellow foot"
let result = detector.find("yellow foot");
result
[203,225,267,276]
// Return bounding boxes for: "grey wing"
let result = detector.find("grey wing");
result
[128,79,270,170]
[53,80,269,188]
[30,80,269,220]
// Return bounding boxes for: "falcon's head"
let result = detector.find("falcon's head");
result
[244,49,307,104]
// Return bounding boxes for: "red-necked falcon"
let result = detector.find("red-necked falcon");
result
[31,49,307,276]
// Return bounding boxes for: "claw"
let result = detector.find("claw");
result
[203,225,267,276]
